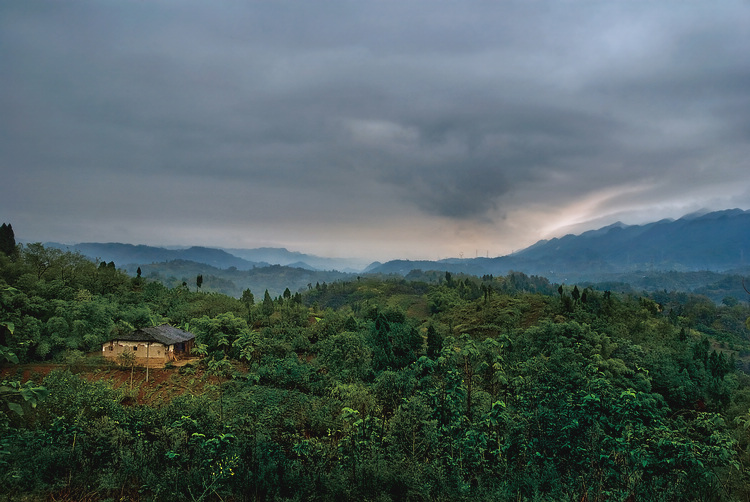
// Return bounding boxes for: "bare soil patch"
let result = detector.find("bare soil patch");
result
[1,357,215,406]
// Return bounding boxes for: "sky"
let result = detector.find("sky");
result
[2,1,750,263]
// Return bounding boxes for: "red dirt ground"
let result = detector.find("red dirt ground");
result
[0,357,219,405]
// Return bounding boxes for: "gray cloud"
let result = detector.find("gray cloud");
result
[2,1,749,260]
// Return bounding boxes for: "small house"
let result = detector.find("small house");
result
[103,324,195,367]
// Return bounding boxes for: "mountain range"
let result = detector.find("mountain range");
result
[45,242,367,273]
[42,208,750,299]
[368,208,750,282]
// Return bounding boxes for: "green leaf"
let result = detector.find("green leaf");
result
[0,346,18,364]
[7,402,23,416]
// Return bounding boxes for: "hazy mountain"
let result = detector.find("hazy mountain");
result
[43,242,367,274]
[369,209,750,283]
[511,209,750,274]
[135,259,353,298]
[45,242,266,270]
[41,209,750,297]
[223,247,369,272]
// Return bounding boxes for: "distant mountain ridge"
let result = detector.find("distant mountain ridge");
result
[512,208,750,274]
[44,242,366,273]
[222,247,368,272]
[45,242,266,271]
[43,208,750,287]
[369,209,750,282]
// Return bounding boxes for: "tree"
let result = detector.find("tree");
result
[207,356,233,421]
[262,290,274,317]
[446,334,501,420]
[23,243,63,279]
[241,289,254,307]
[318,331,373,383]
[426,324,443,359]
[0,223,17,258]
[196,274,203,292]
[116,350,137,390]
[571,285,580,304]
[191,312,249,357]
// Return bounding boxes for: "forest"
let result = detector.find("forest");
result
[3,233,750,501]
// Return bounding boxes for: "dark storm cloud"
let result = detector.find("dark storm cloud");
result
[1,1,749,258]
[335,105,619,217]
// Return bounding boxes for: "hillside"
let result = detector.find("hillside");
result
[511,208,750,273]
[47,242,366,273]
[37,209,750,300]
[42,243,361,297]
[369,209,750,284]
[3,245,750,501]
[46,242,267,270]
[136,259,354,298]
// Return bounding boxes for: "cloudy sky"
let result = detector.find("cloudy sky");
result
[2,1,749,262]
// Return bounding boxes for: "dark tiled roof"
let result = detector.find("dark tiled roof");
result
[111,325,195,346]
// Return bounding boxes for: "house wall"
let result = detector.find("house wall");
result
[176,339,195,356]
[102,340,171,367]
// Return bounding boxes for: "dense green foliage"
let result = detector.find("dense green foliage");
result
[135,259,354,299]
[3,242,750,500]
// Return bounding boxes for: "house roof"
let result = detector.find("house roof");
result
[111,325,195,346]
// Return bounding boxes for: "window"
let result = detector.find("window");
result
[133,346,138,351]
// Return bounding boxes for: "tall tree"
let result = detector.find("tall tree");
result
[23,243,63,279]
[241,289,254,307]
[571,285,580,304]
[0,223,17,258]
[426,324,443,359]
[261,289,274,316]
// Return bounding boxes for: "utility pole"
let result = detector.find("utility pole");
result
[145,342,150,383]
